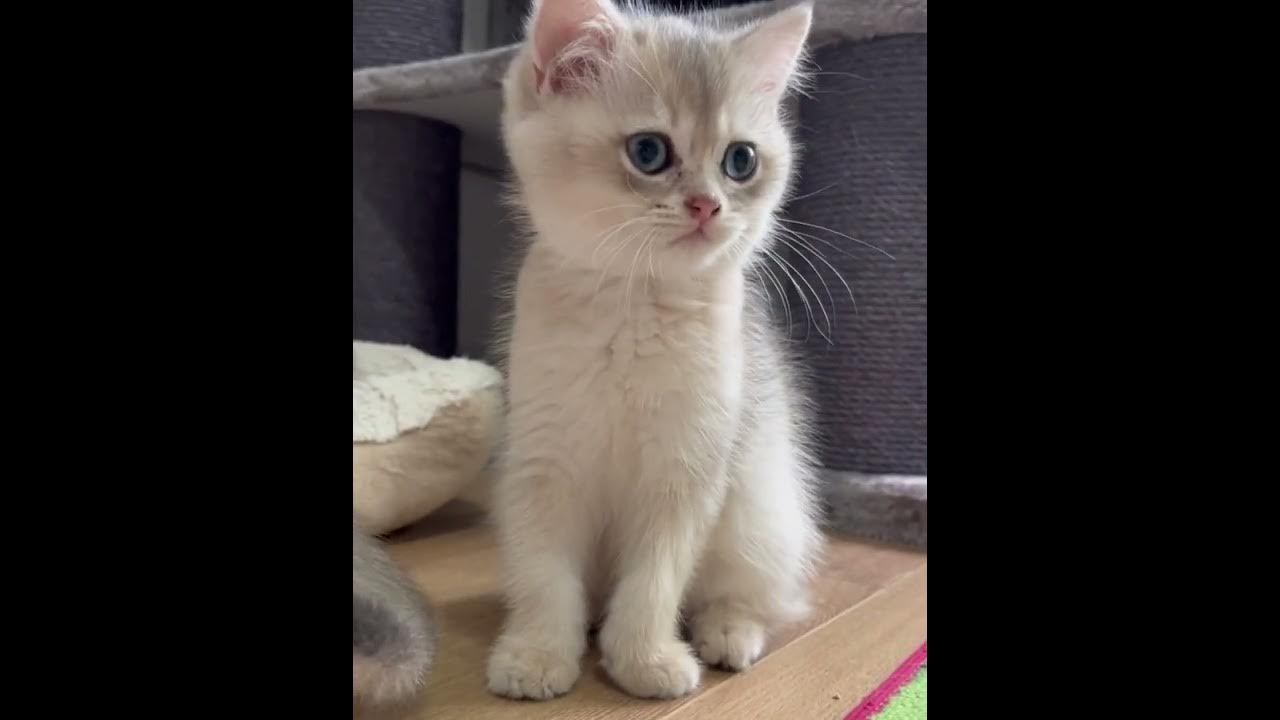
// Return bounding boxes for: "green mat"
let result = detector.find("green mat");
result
[873,667,926,719]
[846,643,927,720]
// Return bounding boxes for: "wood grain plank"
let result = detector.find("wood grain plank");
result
[379,509,925,720]
[671,566,927,720]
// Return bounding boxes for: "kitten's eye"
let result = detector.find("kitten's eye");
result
[625,133,672,175]
[722,142,757,182]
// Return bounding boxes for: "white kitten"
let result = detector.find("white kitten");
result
[487,0,822,701]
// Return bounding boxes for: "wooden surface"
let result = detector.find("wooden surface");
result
[385,502,927,720]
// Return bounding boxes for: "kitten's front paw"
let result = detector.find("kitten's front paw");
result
[487,636,580,700]
[602,641,702,699]
[690,607,766,671]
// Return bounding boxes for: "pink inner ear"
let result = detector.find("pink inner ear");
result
[548,56,601,94]
[738,5,812,96]
[534,18,587,72]
[530,0,619,94]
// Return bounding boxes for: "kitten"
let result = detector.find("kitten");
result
[488,0,822,701]
[353,522,436,714]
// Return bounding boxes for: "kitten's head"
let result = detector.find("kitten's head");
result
[503,0,812,278]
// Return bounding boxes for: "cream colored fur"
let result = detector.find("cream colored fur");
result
[488,0,822,702]
[353,341,502,533]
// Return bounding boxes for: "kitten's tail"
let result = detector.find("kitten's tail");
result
[353,523,436,714]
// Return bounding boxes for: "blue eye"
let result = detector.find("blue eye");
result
[626,133,672,174]
[722,142,757,181]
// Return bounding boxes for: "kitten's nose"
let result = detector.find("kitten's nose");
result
[685,195,721,224]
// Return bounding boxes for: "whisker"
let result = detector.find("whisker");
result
[771,247,833,342]
[785,183,838,205]
[777,226,858,315]
[573,203,644,222]
[645,234,658,295]
[749,266,773,310]
[778,218,896,260]
[775,234,838,326]
[811,70,872,82]
[764,247,832,344]
[590,216,647,265]
[791,85,816,101]
[595,226,648,297]
[765,248,816,343]
[753,258,793,334]
[775,224,858,261]
[623,229,654,316]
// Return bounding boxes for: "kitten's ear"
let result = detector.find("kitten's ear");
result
[735,2,813,97]
[528,0,623,94]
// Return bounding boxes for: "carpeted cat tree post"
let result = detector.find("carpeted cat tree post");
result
[782,25,928,549]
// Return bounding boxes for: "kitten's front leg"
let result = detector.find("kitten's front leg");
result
[598,454,726,699]
[487,456,592,700]
[688,422,822,672]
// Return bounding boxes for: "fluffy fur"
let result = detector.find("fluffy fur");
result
[353,523,436,715]
[488,0,823,701]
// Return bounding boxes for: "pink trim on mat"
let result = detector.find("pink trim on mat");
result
[843,643,927,720]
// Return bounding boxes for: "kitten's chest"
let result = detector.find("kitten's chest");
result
[612,309,707,376]
[515,298,738,403]
[593,302,741,406]
[510,259,747,417]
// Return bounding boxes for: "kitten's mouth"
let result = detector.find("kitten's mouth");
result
[674,226,711,244]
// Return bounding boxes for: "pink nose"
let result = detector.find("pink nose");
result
[685,195,721,224]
